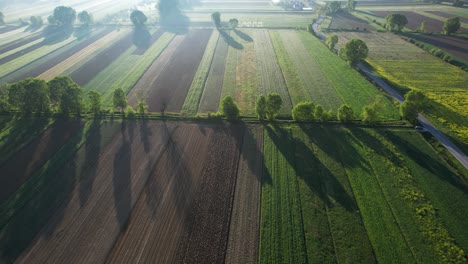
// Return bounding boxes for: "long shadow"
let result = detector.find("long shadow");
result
[139,118,152,154]
[219,29,243,49]
[79,118,102,207]
[408,33,468,55]
[113,121,133,230]
[233,29,253,42]
[383,129,468,195]
[160,10,190,34]
[237,122,266,184]
[132,26,151,50]
[0,114,14,132]
[73,25,92,40]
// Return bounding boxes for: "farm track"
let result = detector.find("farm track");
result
[0,120,83,205]
[69,29,133,86]
[106,124,213,263]
[176,124,244,263]
[16,121,174,264]
[1,27,114,83]
[143,29,212,113]
[198,32,229,113]
[225,125,263,264]
[38,30,124,80]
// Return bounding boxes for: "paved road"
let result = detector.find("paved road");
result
[358,65,468,170]
[313,19,468,170]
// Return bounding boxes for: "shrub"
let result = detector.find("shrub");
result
[292,101,315,121]
[337,104,355,122]
[220,96,240,121]
[126,105,135,118]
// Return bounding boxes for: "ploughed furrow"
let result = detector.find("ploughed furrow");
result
[176,125,244,263]
[225,125,263,264]
[0,120,83,204]
[69,29,133,86]
[145,29,212,113]
[105,124,213,263]
[4,27,114,83]
[16,121,174,264]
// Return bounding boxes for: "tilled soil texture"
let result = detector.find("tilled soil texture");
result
[69,29,133,86]
[0,120,83,204]
[3,27,114,83]
[198,32,229,113]
[175,124,244,263]
[410,33,468,61]
[426,11,468,24]
[372,11,468,33]
[0,30,45,55]
[225,125,263,264]
[15,121,175,264]
[329,12,374,31]
[106,124,215,263]
[142,29,212,113]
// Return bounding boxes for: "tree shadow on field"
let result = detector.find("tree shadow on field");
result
[382,129,468,195]
[233,29,253,42]
[219,29,243,49]
[139,118,152,154]
[266,124,356,211]
[160,10,190,35]
[73,25,92,40]
[43,25,74,45]
[112,121,133,231]
[132,26,151,50]
[79,118,102,207]
[236,122,266,184]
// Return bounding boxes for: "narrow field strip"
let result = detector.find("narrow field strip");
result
[334,127,415,263]
[198,31,230,113]
[85,30,174,106]
[294,126,376,263]
[259,126,307,264]
[37,30,123,80]
[222,30,259,116]
[181,30,219,115]
[279,30,343,111]
[297,31,399,119]
[0,26,40,47]
[225,125,263,264]
[0,37,45,61]
[254,30,292,115]
[0,35,78,78]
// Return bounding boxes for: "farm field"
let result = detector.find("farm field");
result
[335,31,468,152]
[0,118,466,263]
[408,33,468,62]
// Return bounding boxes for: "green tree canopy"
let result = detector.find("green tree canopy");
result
[337,104,355,122]
[212,12,221,28]
[385,13,408,32]
[52,6,76,27]
[48,76,76,107]
[88,90,101,115]
[0,84,9,112]
[339,38,368,65]
[325,34,338,51]
[30,16,43,26]
[444,17,460,35]
[10,78,50,113]
[400,90,425,121]
[292,101,315,121]
[255,95,267,120]
[78,11,93,26]
[130,10,147,27]
[229,18,239,29]
[137,99,148,116]
[220,96,240,121]
[327,1,341,14]
[315,105,324,121]
[266,93,282,120]
[60,83,83,115]
[113,88,128,112]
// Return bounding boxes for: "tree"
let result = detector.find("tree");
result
[444,17,460,35]
[315,105,325,121]
[453,0,464,7]
[266,93,282,120]
[325,34,338,51]
[229,18,238,29]
[362,97,382,123]
[347,0,356,11]
[337,104,355,122]
[60,83,83,115]
[212,12,221,28]
[52,6,76,27]
[400,90,425,121]
[8,82,25,110]
[137,99,148,116]
[78,11,93,26]
[385,13,408,32]
[30,16,43,27]
[47,15,56,25]
[88,90,101,114]
[0,84,9,112]
[130,10,147,27]
[113,88,128,113]
[292,101,315,121]
[158,0,179,18]
[0,11,4,25]
[339,38,368,65]
[220,96,240,121]
[327,1,341,14]
[418,21,427,33]
[405,90,425,109]
[255,95,267,120]
[10,78,50,113]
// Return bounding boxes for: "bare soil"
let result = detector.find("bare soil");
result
[0,119,83,204]
[225,125,263,264]
[329,13,374,31]
[142,29,212,113]
[410,33,468,61]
